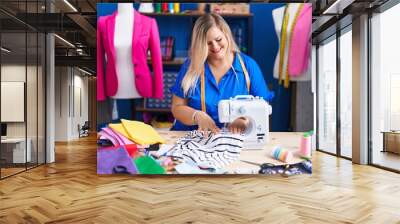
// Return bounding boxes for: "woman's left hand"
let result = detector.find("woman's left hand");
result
[228,117,249,134]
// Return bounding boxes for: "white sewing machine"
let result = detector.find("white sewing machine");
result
[218,95,272,150]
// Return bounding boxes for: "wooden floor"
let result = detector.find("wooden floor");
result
[372,150,400,171]
[1,167,25,177]
[1,136,400,223]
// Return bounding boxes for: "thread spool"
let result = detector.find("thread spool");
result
[299,131,312,157]
[271,146,293,162]
[138,3,154,13]
[168,3,174,13]
[162,3,168,13]
[173,3,180,13]
[155,3,161,13]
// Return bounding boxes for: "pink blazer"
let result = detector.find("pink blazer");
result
[97,10,163,101]
[288,4,312,76]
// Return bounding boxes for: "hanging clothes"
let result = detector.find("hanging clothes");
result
[97,8,163,101]
[272,3,312,87]
[112,4,141,99]
[288,4,312,76]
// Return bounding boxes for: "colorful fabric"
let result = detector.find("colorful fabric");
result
[108,120,163,145]
[99,126,134,146]
[99,131,119,146]
[134,156,165,174]
[125,144,139,158]
[108,123,131,140]
[160,36,174,60]
[97,146,138,174]
[120,119,166,145]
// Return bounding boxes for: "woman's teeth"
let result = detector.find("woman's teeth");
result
[213,48,221,53]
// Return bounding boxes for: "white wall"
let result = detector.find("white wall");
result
[54,67,89,141]
[55,67,69,141]
[1,65,26,139]
[1,65,41,138]
[71,71,89,139]
[1,64,46,164]
[1,65,25,135]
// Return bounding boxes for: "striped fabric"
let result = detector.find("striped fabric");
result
[167,131,244,169]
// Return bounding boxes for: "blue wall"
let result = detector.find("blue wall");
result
[97,3,292,131]
[250,3,291,131]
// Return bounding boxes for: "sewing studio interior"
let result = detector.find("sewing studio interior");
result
[95,2,313,175]
[2,1,400,222]
[1,0,399,178]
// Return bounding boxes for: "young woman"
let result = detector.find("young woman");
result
[170,13,274,134]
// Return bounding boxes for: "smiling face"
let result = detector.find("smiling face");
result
[206,26,229,61]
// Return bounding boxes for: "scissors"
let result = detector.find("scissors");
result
[240,160,284,175]
[241,160,311,176]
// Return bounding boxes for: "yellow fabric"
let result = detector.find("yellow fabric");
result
[109,123,131,139]
[120,119,166,145]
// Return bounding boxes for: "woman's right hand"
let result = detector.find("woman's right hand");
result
[194,111,220,134]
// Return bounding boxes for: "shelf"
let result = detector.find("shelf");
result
[136,107,171,113]
[147,57,185,66]
[143,11,253,18]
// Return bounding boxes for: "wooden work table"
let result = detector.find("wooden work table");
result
[156,130,308,174]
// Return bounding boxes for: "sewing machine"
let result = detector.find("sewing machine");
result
[218,95,272,150]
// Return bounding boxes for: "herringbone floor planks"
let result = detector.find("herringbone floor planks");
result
[0,135,400,223]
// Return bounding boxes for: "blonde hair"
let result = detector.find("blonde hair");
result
[182,13,239,96]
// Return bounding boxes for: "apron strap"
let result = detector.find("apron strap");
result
[237,53,250,92]
[200,52,250,112]
[200,68,206,112]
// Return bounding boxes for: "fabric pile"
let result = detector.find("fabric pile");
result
[98,127,134,147]
[97,146,138,174]
[97,119,167,175]
[167,130,245,169]
[98,119,166,147]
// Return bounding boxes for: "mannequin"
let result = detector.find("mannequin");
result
[112,3,141,99]
[272,4,311,83]
[97,3,163,101]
